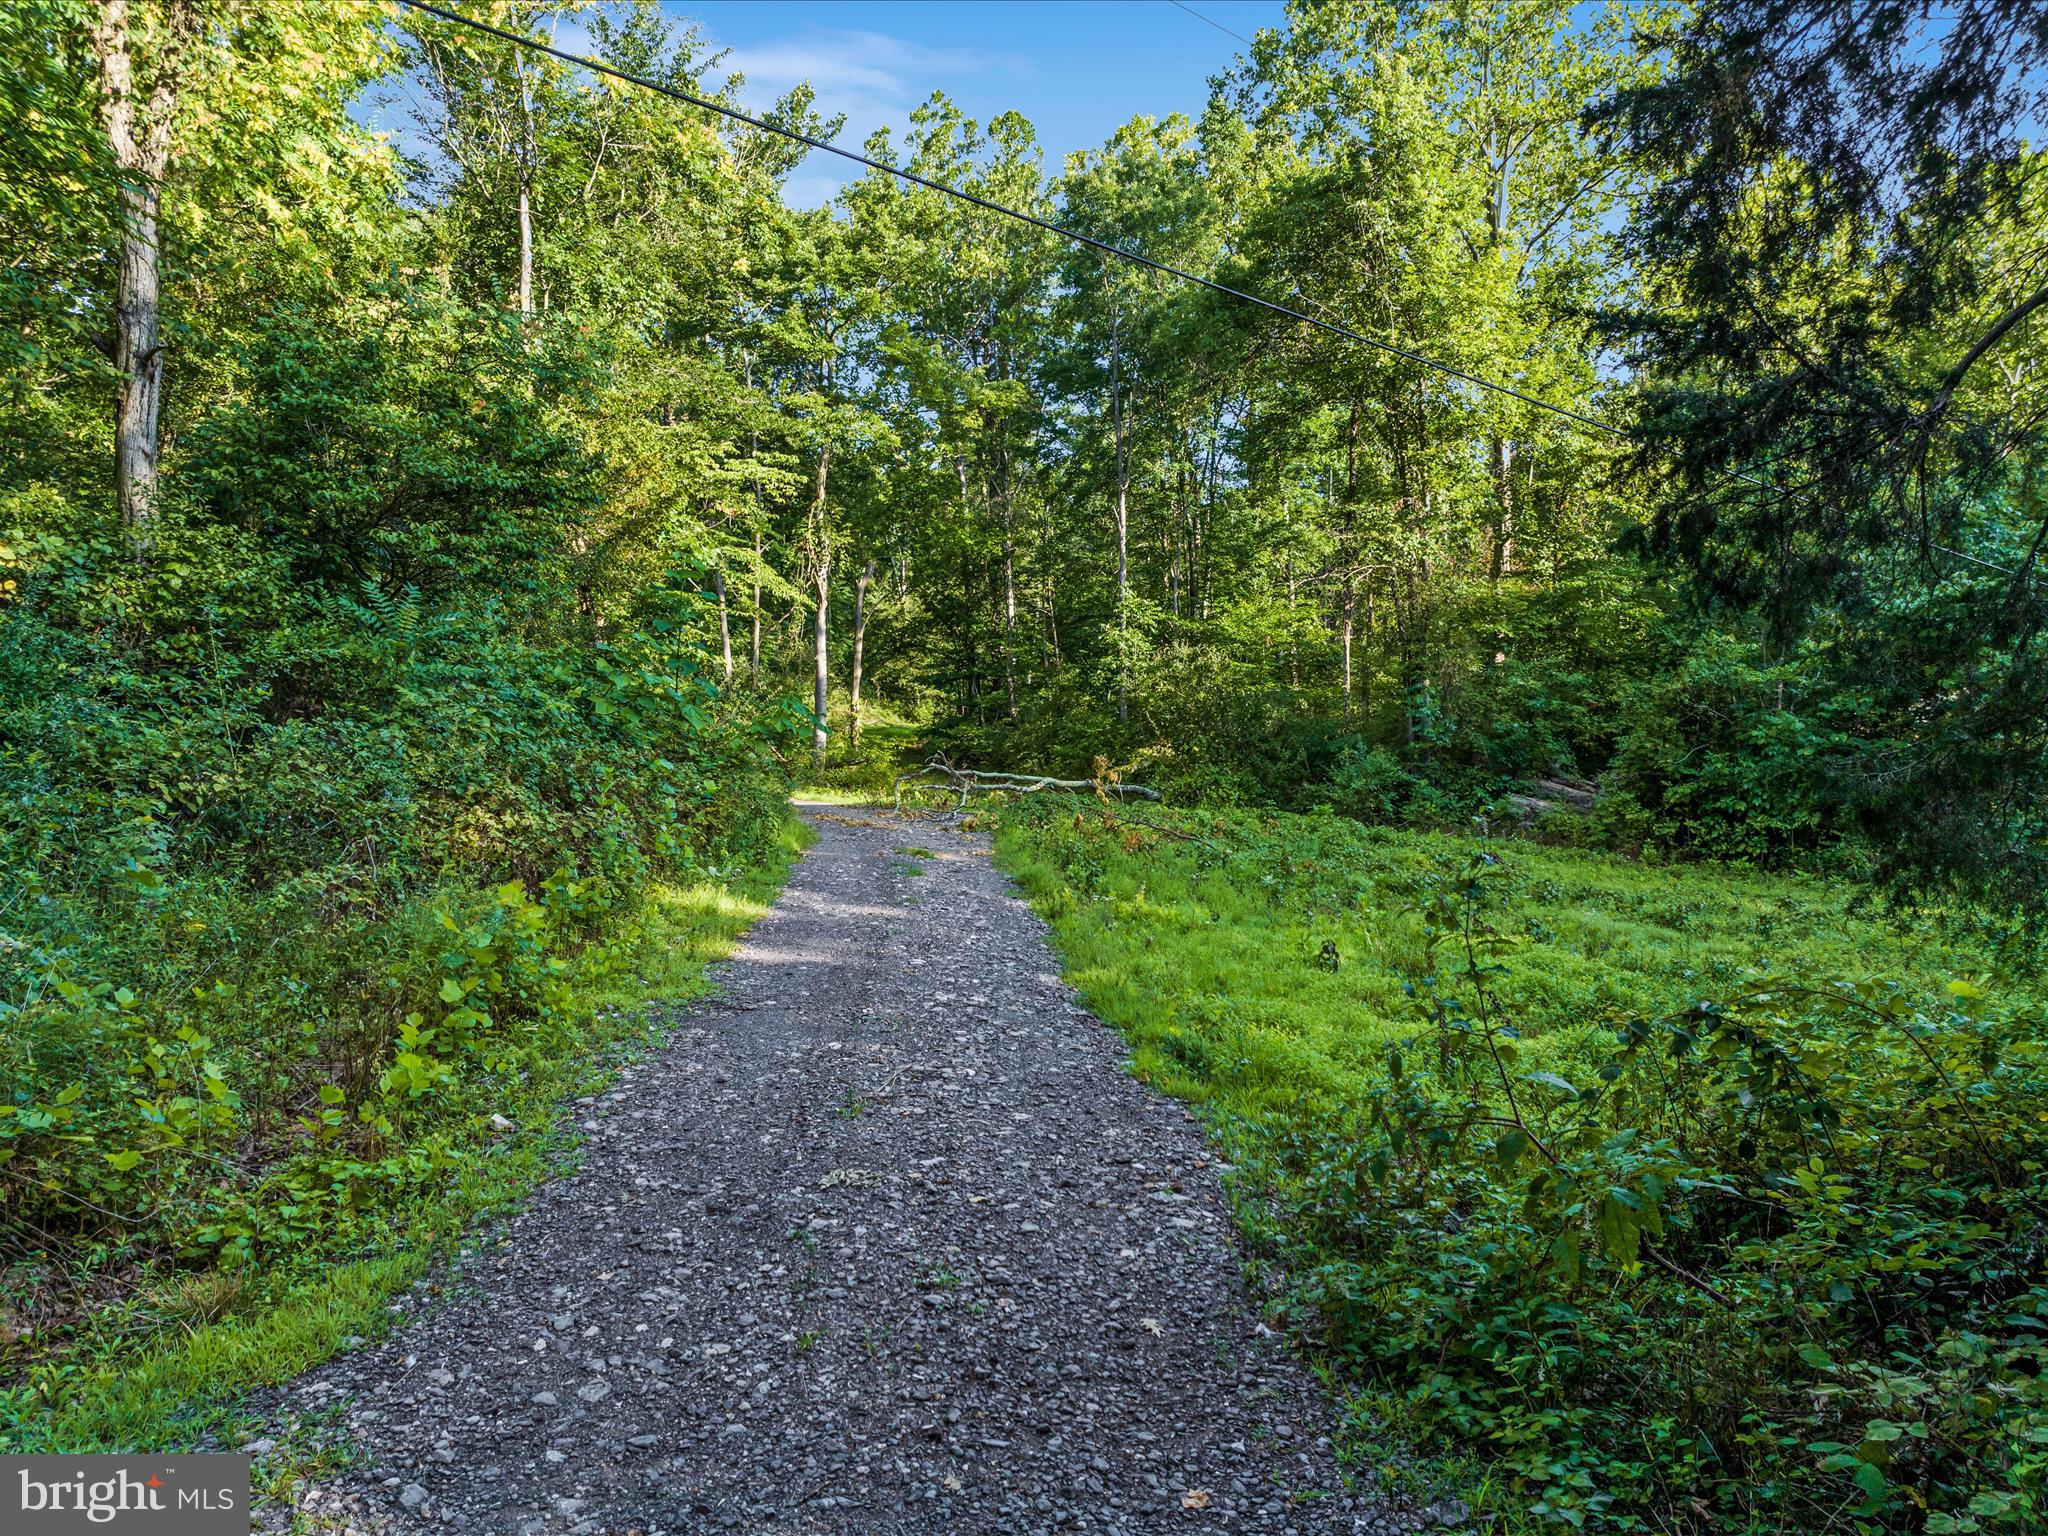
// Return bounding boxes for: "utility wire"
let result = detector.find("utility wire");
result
[1167,0,1253,47]
[394,0,1628,442]
[394,0,2032,585]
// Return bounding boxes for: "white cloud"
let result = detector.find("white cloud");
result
[712,28,1031,205]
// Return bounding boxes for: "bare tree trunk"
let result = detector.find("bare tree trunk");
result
[992,421,1018,719]
[514,46,535,313]
[1041,495,1059,674]
[1481,45,1518,587]
[714,567,734,682]
[813,574,830,768]
[741,352,765,680]
[750,528,763,679]
[1489,435,1516,581]
[1279,445,1299,690]
[808,445,833,769]
[850,557,873,753]
[517,181,534,312]
[1342,603,1355,712]
[1343,399,1362,715]
[1109,300,1130,724]
[91,0,196,538]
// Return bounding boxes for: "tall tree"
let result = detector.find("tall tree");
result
[88,0,199,531]
[1605,0,2048,905]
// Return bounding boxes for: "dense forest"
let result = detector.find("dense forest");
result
[4,0,2048,1530]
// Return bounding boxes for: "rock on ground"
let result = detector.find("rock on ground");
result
[263,803,1418,1535]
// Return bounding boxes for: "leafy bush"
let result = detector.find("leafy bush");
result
[1264,855,2047,1531]
[1318,741,1437,823]
[0,289,797,1377]
[1601,627,1849,865]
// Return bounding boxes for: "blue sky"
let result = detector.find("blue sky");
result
[362,2,1287,205]
[666,1,1286,203]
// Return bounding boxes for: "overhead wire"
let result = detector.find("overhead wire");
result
[1166,1,1254,47]
[394,0,1628,442]
[394,0,2035,585]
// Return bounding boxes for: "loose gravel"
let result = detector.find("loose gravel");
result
[265,803,1426,1535]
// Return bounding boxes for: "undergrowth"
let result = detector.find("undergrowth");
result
[0,817,809,1451]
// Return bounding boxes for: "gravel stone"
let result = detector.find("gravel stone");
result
[257,804,1421,1533]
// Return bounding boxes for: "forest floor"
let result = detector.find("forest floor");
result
[255,803,1418,1536]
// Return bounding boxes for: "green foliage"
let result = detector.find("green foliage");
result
[0,833,809,1451]
[1602,0,2048,909]
[2,181,798,1416]
[996,800,2048,1532]
[1595,625,1847,864]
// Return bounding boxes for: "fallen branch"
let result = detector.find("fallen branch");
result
[892,753,1160,810]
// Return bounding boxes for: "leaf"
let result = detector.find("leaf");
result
[438,977,465,1003]
[104,1149,143,1171]
[1180,1490,1211,1510]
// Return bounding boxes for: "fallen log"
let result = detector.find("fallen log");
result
[892,754,1160,810]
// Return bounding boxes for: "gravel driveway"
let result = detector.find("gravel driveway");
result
[269,803,1410,1535]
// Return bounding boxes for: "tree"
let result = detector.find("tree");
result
[1604,0,2048,906]
[87,0,200,532]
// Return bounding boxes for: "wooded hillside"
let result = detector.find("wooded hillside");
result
[4,1,2047,1527]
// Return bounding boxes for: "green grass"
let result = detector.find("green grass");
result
[4,816,812,1454]
[993,804,2016,1121]
[793,691,928,800]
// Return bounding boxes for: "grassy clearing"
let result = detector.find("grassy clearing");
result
[795,692,928,801]
[3,817,811,1453]
[994,806,2012,1117]
[991,802,2045,1529]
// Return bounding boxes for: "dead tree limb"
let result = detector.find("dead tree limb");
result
[892,753,1160,810]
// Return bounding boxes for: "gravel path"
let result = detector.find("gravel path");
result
[269,803,1413,1535]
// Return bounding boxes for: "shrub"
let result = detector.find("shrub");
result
[1262,853,2048,1531]
[0,291,798,1373]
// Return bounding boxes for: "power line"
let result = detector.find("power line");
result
[393,0,1629,443]
[392,0,2029,595]
[1167,0,1253,47]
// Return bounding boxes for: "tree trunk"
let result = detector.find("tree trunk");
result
[850,557,873,753]
[1041,495,1059,674]
[515,47,535,312]
[714,567,734,682]
[1489,435,1516,581]
[517,180,534,312]
[992,418,1018,719]
[808,444,833,769]
[1109,300,1130,724]
[750,527,763,679]
[813,576,829,767]
[743,352,764,680]
[1343,398,1362,714]
[1342,603,1355,712]
[91,0,196,537]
